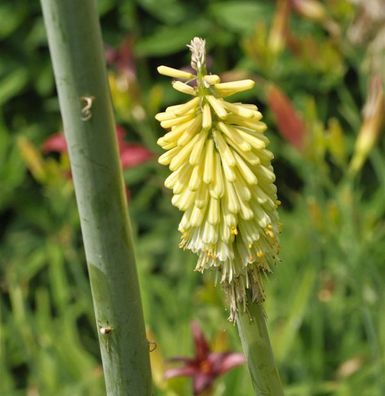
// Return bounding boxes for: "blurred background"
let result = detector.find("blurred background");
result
[1,0,385,395]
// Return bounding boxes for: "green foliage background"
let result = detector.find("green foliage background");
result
[1,0,385,395]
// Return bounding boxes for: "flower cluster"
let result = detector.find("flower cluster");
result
[156,38,280,320]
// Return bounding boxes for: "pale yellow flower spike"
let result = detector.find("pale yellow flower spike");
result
[155,37,280,321]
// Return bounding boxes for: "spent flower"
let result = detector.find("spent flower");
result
[156,38,280,320]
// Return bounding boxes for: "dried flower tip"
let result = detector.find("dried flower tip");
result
[157,66,194,80]
[187,37,206,71]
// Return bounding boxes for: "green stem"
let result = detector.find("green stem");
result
[236,295,284,396]
[40,1,152,394]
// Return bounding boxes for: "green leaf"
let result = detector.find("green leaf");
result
[137,0,187,24]
[210,1,273,33]
[134,19,210,57]
[0,69,28,106]
[273,267,317,363]
[97,0,117,15]
[0,4,25,38]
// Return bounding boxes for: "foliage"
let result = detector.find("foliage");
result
[1,0,385,395]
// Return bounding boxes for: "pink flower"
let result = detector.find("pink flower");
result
[165,321,245,395]
[42,126,153,169]
[42,132,68,153]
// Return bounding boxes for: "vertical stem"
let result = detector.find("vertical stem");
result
[236,295,284,396]
[40,1,152,394]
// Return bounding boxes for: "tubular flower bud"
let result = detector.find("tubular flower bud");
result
[156,37,280,320]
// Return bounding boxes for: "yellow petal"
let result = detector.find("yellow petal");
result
[177,114,202,146]
[189,130,209,165]
[210,152,225,198]
[164,169,179,189]
[237,129,266,150]
[206,95,227,119]
[158,146,179,165]
[172,188,196,211]
[189,165,203,191]
[166,97,200,116]
[160,112,195,129]
[251,201,271,228]
[214,79,255,96]
[190,206,205,227]
[157,65,195,80]
[221,157,236,181]
[222,101,257,118]
[208,197,220,224]
[196,185,209,208]
[224,179,240,213]
[172,164,191,194]
[217,122,251,152]
[170,134,200,171]
[226,115,266,131]
[213,129,236,167]
[258,149,274,163]
[203,139,215,184]
[157,139,176,150]
[229,143,260,166]
[203,74,221,85]
[202,222,218,244]
[233,179,251,201]
[202,103,212,130]
[155,111,175,122]
[256,165,276,182]
[239,203,254,220]
[233,152,258,185]
[172,81,196,95]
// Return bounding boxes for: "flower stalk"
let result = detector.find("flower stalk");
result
[237,293,284,395]
[156,37,284,395]
[40,1,151,394]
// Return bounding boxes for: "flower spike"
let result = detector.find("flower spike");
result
[156,37,280,321]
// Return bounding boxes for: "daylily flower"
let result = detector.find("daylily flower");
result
[165,321,245,395]
[42,126,153,169]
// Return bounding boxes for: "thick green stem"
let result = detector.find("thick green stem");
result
[40,1,152,394]
[236,295,284,396]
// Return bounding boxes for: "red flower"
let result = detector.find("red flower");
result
[42,126,153,169]
[42,132,68,153]
[267,84,306,150]
[165,321,245,395]
[115,125,153,168]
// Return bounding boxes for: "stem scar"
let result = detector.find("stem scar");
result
[80,96,96,121]
[99,325,113,335]
[148,340,157,352]
[98,320,113,335]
